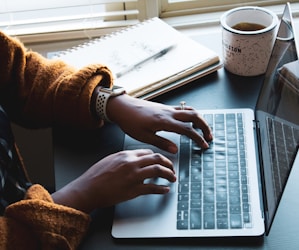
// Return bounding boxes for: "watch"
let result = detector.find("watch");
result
[95,86,126,122]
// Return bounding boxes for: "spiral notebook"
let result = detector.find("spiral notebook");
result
[54,17,221,100]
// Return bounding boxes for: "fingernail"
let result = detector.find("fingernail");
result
[203,141,209,149]
[163,186,170,194]
[168,145,178,154]
[206,132,213,141]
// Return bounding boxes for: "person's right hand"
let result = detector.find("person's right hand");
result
[52,149,176,213]
[106,94,213,154]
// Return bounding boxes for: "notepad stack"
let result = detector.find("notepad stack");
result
[54,17,221,99]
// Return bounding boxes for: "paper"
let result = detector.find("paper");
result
[55,17,220,98]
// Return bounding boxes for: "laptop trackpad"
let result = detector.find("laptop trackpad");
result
[115,191,175,219]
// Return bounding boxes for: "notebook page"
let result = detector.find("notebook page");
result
[55,18,220,96]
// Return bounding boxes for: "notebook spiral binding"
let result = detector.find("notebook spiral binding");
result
[54,18,155,59]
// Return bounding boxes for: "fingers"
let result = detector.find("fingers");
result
[137,133,178,154]
[134,149,174,169]
[138,183,172,195]
[139,163,177,183]
[136,151,176,180]
[149,107,213,151]
[129,150,177,195]
[140,108,213,153]
[136,165,176,195]
[173,108,213,142]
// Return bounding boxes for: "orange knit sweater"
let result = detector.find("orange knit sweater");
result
[0,31,114,249]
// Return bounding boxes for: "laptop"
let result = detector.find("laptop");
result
[112,3,299,238]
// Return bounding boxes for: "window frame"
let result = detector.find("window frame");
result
[1,0,299,44]
[160,0,299,18]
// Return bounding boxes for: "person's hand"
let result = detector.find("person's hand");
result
[107,94,213,154]
[52,149,176,213]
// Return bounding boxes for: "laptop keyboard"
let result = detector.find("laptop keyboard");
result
[177,113,252,230]
[267,117,299,202]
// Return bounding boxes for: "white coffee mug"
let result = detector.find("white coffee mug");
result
[221,6,279,76]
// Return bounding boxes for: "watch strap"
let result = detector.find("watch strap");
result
[95,88,111,122]
[95,86,126,122]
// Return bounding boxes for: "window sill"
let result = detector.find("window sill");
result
[18,2,299,46]
[164,3,299,31]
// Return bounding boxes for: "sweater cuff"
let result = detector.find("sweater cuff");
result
[5,184,90,249]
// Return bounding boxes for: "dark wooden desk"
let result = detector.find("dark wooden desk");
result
[54,30,299,250]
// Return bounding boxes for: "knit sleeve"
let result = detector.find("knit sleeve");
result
[3,184,90,250]
[0,31,114,129]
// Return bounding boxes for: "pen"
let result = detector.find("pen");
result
[116,44,176,78]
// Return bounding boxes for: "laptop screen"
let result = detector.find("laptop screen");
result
[255,3,299,234]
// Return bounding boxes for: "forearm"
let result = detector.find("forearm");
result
[0,31,114,129]
[52,178,95,214]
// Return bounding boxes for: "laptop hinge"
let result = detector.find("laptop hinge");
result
[253,119,268,225]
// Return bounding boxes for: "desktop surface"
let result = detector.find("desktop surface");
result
[53,30,299,250]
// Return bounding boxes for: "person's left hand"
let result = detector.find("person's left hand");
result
[106,94,213,154]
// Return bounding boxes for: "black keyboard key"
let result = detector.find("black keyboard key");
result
[228,147,238,154]
[204,170,214,178]
[177,220,188,230]
[191,157,201,166]
[243,212,251,224]
[228,155,238,163]
[215,161,226,168]
[242,193,249,203]
[217,210,228,219]
[191,182,201,192]
[178,201,188,210]
[230,205,241,214]
[204,203,215,212]
[203,114,213,125]
[216,168,226,176]
[217,219,229,229]
[227,140,237,147]
[178,194,189,201]
[228,171,239,179]
[230,214,242,229]
[190,209,202,229]
[216,192,227,202]
[242,202,250,212]
[179,143,190,182]
[191,200,201,209]
[203,154,214,162]
[178,182,189,193]
[203,161,214,169]
[216,184,227,192]
[204,213,215,229]
[229,195,241,205]
[177,210,188,221]
[216,202,228,210]
[229,179,239,188]
[215,114,224,123]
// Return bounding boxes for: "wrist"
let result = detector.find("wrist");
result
[92,86,126,122]
[52,186,91,213]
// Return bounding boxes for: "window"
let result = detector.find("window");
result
[1,0,298,43]
[0,0,143,38]
[160,0,299,18]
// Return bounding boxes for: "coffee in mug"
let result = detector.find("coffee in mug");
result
[221,6,279,76]
[232,22,266,31]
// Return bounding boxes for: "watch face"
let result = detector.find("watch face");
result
[112,86,126,95]
[100,86,125,96]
